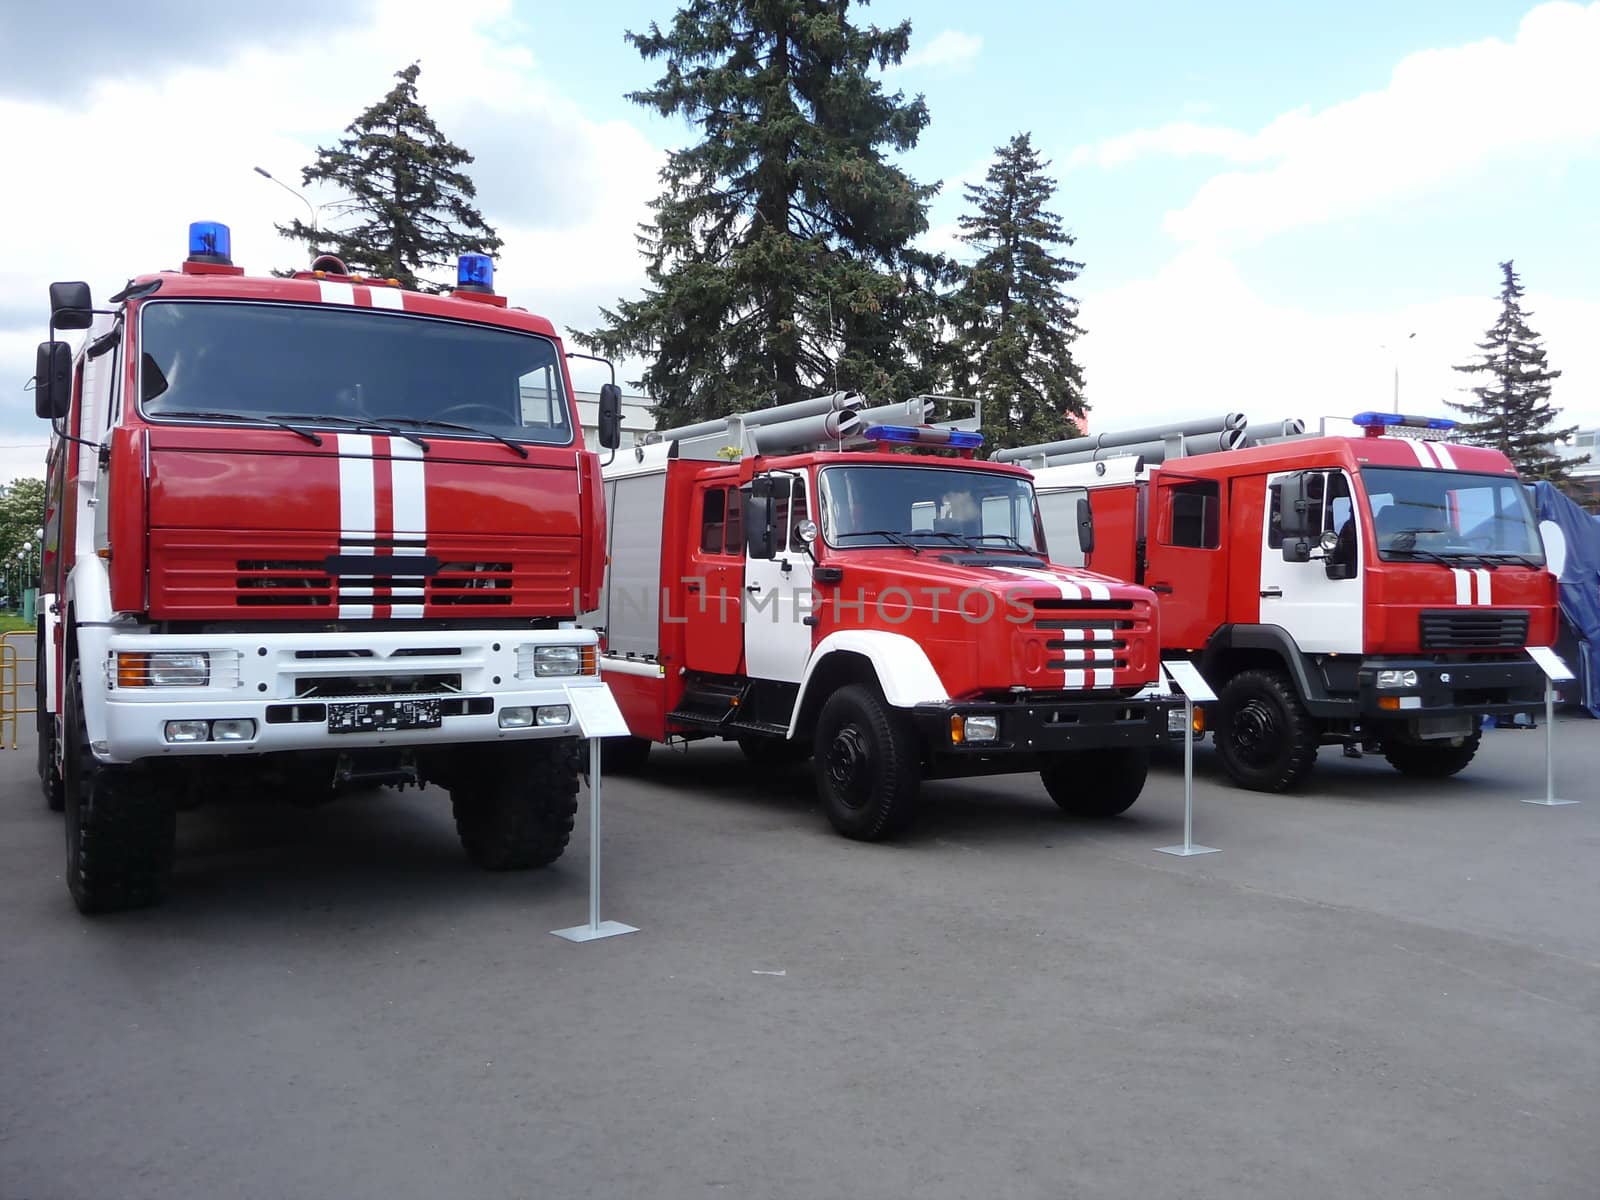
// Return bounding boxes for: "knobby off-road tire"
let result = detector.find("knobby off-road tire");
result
[63,663,177,913]
[736,735,811,767]
[451,738,580,870]
[37,621,63,812]
[812,684,921,841]
[600,735,653,775]
[1382,732,1481,779]
[1040,747,1149,817]
[1214,668,1320,793]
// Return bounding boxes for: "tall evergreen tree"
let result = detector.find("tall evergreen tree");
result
[578,1,943,428]
[277,63,501,292]
[952,132,1085,451]
[1449,261,1580,484]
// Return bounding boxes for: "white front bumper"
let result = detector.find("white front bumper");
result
[89,627,604,764]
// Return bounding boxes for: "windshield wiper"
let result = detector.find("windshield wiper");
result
[840,529,922,554]
[268,414,429,452]
[1477,552,1542,568]
[970,533,1047,558]
[372,415,529,460]
[156,409,322,446]
[1385,547,1456,566]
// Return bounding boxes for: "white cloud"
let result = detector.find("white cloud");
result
[0,0,663,454]
[893,30,982,73]
[1064,1,1600,246]
[1077,248,1600,437]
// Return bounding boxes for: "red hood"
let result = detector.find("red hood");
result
[1365,559,1558,654]
[143,426,586,620]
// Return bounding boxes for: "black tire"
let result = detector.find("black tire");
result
[812,684,921,840]
[600,735,652,775]
[1040,747,1148,817]
[62,663,176,913]
[1382,732,1481,778]
[451,738,580,870]
[36,620,63,812]
[1214,668,1319,793]
[736,735,811,767]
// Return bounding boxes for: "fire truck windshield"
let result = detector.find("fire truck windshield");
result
[1361,466,1543,565]
[818,465,1044,553]
[137,301,574,446]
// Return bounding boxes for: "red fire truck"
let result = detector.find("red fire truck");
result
[590,394,1175,840]
[1017,413,1556,792]
[32,222,622,912]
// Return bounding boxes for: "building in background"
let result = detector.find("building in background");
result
[1549,428,1599,511]
[573,388,655,448]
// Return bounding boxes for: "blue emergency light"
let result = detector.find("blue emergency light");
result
[187,221,232,265]
[457,253,495,292]
[863,424,985,449]
[1352,411,1457,431]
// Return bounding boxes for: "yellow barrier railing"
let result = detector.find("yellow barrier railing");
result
[0,631,37,751]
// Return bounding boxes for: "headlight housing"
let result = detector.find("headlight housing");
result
[117,651,210,688]
[519,644,598,679]
[962,714,999,743]
[1376,669,1419,689]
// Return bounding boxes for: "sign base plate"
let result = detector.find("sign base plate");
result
[1155,844,1221,857]
[552,920,640,943]
[1520,797,1579,807]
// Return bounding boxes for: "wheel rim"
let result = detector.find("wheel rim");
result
[1229,698,1283,767]
[825,722,873,810]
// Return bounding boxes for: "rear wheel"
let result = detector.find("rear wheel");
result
[63,663,176,913]
[736,735,811,767]
[1041,747,1148,817]
[1382,732,1481,778]
[451,739,580,870]
[812,685,921,841]
[1214,668,1319,793]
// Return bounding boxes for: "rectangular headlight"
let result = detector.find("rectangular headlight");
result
[164,720,209,743]
[499,706,535,728]
[964,714,999,743]
[533,645,581,677]
[211,718,256,742]
[1376,669,1419,689]
[536,704,570,727]
[119,651,210,688]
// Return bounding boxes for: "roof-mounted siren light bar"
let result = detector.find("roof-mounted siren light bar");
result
[456,253,495,294]
[187,221,232,266]
[862,424,985,451]
[1351,411,1458,439]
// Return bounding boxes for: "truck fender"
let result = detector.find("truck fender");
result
[787,630,949,739]
[1202,623,1331,705]
[66,555,116,753]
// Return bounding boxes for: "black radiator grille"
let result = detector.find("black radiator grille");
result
[1419,610,1529,650]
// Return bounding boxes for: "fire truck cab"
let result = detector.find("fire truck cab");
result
[1026,413,1556,792]
[591,393,1174,840]
[32,223,622,912]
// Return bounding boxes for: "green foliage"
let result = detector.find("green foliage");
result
[952,132,1085,452]
[277,63,501,292]
[578,0,946,428]
[1449,261,1582,485]
[0,477,46,597]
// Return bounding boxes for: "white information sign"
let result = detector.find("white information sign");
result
[566,683,631,738]
[1163,659,1218,704]
[1528,646,1575,683]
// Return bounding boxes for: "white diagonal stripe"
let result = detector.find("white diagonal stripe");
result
[1405,439,1435,468]
[391,439,427,536]
[1474,568,1492,605]
[1063,669,1085,688]
[319,281,355,306]
[1452,568,1471,605]
[368,287,404,310]
[1430,441,1457,469]
[1092,668,1113,688]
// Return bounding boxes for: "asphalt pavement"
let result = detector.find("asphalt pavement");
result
[2,718,1597,1199]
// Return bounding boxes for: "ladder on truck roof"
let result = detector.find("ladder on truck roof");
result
[993,413,1307,470]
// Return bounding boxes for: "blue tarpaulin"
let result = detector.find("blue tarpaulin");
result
[1532,481,1600,717]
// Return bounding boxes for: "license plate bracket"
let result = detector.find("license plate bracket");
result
[328,698,442,734]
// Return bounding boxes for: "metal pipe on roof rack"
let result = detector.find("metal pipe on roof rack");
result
[1241,418,1307,445]
[751,409,863,453]
[993,413,1246,462]
[1037,427,1247,468]
[853,396,929,428]
[650,390,863,443]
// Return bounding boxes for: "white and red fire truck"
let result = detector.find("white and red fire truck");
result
[589,393,1176,840]
[32,222,621,912]
[1015,412,1557,792]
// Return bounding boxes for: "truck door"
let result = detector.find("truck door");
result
[1146,477,1227,651]
[743,471,814,683]
[683,481,745,676]
[1259,469,1363,653]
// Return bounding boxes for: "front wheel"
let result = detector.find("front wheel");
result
[451,739,580,870]
[1382,732,1481,778]
[1214,668,1319,793]
[63,663,177,913]
[1041,747,1148,817]
[812,685,921,841]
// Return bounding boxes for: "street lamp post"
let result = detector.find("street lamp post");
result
[253,166,321,232]
[1380,332,1417,414]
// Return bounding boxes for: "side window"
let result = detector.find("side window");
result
[723,488,742,553]
[1166,481,1220,549]
[1037,488,1086,567]
[766,475,808,553]
[700,488,726,553]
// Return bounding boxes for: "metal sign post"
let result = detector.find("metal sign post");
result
[553,684,641,942]
[1522,647,1579,808]
[1156,660,1221,858]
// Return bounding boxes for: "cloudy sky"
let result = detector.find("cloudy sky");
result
[2,0,1596,481]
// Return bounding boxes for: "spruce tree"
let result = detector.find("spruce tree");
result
[277,63,501,292]
[952,132,1086,452]
[1450,261,1581,484]
[578,1,943,428]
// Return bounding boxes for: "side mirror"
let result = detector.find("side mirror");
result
[743,491,774,559]
[1076,497,1095,555]
[596,382,622,450]
[49,281,93,332]
[34,342,72,421]
[1278,472,1315,539]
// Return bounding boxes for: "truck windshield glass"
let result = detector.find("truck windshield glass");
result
[819,466,1043,552]
[1361,466,1543,563]
[138,301,574,446]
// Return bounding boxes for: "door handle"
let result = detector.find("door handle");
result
[685,582,701,593]
[746,582,762,594]
[1260,586,1283,598]
[1150,583,1174,595]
